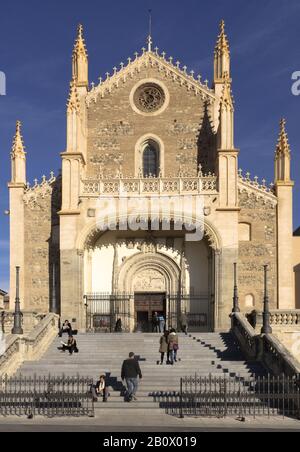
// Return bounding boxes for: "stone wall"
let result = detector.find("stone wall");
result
[87,67,217,178]
[23,177,61,312]
[293,236,300,309]
[238,190,277,310]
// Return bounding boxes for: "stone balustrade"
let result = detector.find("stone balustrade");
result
[81,174,218,198]
[0,310,46,335]
[246,310,300,331]
[231,312,300,377]
[0,313,59,377]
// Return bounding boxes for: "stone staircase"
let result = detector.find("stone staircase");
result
[17,332,267,413]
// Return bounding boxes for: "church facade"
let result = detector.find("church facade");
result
[8,21,297,333]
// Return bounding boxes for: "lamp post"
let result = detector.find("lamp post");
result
[50,263,57,314]
[261,265,272,335]
[232,263,240,313]
[11,266,23,335]
[84,295,88,332]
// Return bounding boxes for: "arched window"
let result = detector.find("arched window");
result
[143,142,159,177]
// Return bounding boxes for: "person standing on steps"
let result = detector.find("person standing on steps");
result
[152,312,159,333]
[158,330,169,365]
[180,312,188,336]
[158,314,166,333]
[121,352,143,402]
[168,329,179,365]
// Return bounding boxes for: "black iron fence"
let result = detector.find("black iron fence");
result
[85,293,133,332]
[85,292,211,333]
[164,374,300,419]
[0,375,94,418]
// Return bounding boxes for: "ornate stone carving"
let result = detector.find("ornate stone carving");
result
[133,83,165,113]
[133,269,166,292]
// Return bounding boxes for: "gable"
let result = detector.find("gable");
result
[86,53,218,179]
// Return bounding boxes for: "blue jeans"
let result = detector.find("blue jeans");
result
[126,378,138,399]
[169,349,178,363]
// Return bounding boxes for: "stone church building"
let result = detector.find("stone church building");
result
[8,21,298,333]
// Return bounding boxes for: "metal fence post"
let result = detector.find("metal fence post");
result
[180,378,184,419]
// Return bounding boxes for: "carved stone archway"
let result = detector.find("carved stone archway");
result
[117,251,181,295]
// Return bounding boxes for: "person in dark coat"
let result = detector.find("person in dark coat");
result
[91,375,109,402]
[115,318,122,333]
[180,312,188,336]
[58,336,78,355]
[59,320,72,337]
[158,330,169,365]
[152,312,159,333]
[121,352,142,402]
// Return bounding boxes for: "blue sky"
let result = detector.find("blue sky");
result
[0,0,300,291]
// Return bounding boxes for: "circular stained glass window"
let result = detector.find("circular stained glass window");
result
[134,83,166,113]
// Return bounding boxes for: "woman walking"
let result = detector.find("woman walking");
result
[168,329,179,365]
[158,330,169,365]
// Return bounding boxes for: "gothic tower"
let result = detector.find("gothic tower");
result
[8,121,27,308]
[275,119,294,308]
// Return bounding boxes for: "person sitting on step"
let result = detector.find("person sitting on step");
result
[58,320,72,338]
[91,375,109,402]
[58,336,78,355]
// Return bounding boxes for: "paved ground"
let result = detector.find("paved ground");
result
[0,414,299,432]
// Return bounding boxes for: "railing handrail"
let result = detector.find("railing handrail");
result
[231,312,300,377]
[0,313,59,376]
[80,174,218,197]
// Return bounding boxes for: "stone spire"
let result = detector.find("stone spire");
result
[11,120,26,184]
[275,118,292,182]
[214,20,231,83]
[72,24,88,87]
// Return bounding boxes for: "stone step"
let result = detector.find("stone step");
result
[15,331,268,417]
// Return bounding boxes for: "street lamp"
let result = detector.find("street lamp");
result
[232,263,240,313]
[11,266,23,335]
[261,265,272,335]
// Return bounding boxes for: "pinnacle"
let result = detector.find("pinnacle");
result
[215,19,230,54]
[276,118,290,156]
[11,120,25,156]
[73,23,88,58]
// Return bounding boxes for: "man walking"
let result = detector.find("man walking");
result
[121,352,143,402]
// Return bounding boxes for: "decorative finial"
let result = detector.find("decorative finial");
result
[73,23,88,59]
[276,118,291,156]
[215,19,230,55]
[11,120,26,157]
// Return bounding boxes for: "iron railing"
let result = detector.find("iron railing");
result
[164,374,300,419]
[84,292,211,333]
[0,375,94,418]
